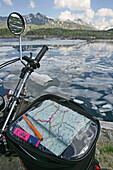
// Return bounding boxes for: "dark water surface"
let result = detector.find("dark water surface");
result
[0,38,113,121]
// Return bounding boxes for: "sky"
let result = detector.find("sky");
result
[1,0,113,30]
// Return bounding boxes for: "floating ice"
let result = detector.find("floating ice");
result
[71,89,103,100]
[99,104,113,113]
[5,74,17,80]
[0,52,7,57]
[102,104,112,109]
[30,72,53,86]
[1,38,113,121]
[73,99,84,104]
[100,112,106,116]
[0,38,86,46]
[58,46,74,56]
[0,46,14,52]
[91,100,106,106]
[45,87,103,101]
[91,104,98,110]
[0,72,8,78]
[103,94,113,104]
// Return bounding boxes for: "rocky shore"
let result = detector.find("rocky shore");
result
[0,120,113,170]
[100,121,113,130]
[96,121,113,170]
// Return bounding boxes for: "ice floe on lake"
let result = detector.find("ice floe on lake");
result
[30,72,53,86]
[0,38,86,46]
[73,98,84,104]
[0,72,8,78]
[4,74,18,80]
[99,104,113,113]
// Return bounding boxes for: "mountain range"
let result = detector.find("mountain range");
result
[0,12,95,30]
[23,13,95,30]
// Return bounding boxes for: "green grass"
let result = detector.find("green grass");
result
[105,145,113,153]
[96,130,113,170]
[0,20,7,29]
[100,145,113,154]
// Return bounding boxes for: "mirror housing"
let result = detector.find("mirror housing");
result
[7,12,25,35]
[7,12,25,61]
[0,95,5,111]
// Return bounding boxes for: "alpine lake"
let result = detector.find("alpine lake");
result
[0,38,113,122]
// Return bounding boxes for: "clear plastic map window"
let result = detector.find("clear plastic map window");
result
[9,99,98,160]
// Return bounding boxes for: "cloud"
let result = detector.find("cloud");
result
[55,0,94,24]
[96,8,113,17]
[29,0,35,8]
[54,0,90,10]
[3,0,13,6]
[110,19,113,25]
[59,11,77,21]
[58,8,113,30]
[85,8,94,19]
[59,9,94,24]
[94,17,109,30]
[84,8,95,24]
[94,8,113,29]
[55,1,113,30]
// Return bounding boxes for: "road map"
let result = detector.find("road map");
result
[18,100,90,156]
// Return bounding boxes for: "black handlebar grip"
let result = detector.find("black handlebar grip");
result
[35,45,48,63]
[22,56,30,62]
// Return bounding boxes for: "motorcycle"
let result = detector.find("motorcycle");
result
[0,12,100,170]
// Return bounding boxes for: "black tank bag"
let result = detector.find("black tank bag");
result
[6,94,100,170]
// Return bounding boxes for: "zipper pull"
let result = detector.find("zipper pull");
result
[2,136,8,152]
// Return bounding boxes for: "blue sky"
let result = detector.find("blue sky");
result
[1,0,113,29]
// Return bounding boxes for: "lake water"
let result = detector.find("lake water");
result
[0,38,113,122]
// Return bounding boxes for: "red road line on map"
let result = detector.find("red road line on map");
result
[36,107,59,124]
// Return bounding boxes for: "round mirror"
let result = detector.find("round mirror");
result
[7,12,25,35]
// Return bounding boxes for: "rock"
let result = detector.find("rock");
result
[99,121,113,130]
[106,130,113,142]
[96,148,100,155]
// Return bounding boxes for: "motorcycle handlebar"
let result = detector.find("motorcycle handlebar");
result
[35,45,48,63]
[22,45,48,69]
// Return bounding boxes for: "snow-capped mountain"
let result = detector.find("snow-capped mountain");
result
[104,26,113,31]
[74,19,89,26]
[0,12,95,30]
[24,13,53,25]
[23,13,95,30]
[75,19,95,30]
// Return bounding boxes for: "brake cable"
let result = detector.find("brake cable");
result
[0,58,20,70]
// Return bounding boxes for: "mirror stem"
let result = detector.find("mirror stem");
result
[19,35,22,61]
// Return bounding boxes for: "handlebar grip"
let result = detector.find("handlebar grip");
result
[35,45,48,63]
[22,56,30,62]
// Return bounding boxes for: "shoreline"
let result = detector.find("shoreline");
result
[96,121,113,169]
[1,35,113,40]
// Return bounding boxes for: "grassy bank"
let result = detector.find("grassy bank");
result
[96,129,113,169]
